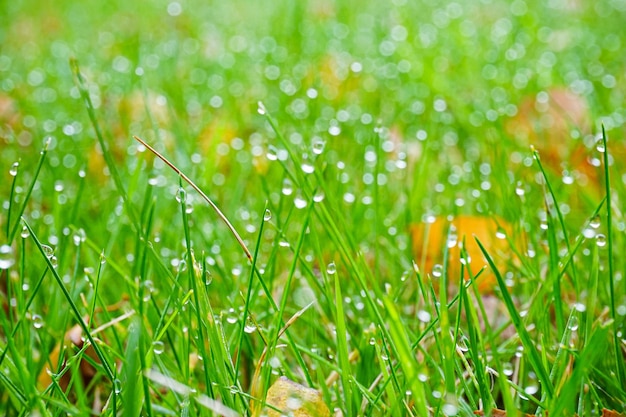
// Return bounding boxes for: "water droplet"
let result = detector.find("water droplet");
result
[313,190,325,202]
[446,226,458,249]
[495,227,507,240]
[266,145,278,161]
[380,353,389,361]
[176,188,187,203]
[286,393,303,410]
[263,209,272,221]
[244,316,257,333]
[524,385,539,396]
[417,310,431,323]
[0,245,15,269]
[369,337,376,345]
[281,178,293,196]
[185,203,194,214]
[50,256,58,268]
[562,172,574,185]
[301,161,315,174]
[596,234,607,247]
[582,226,596,239]
[9,162,19,177]
[312,139,325,155]
[32,314,44,329]
[590,215,601,229]
[20,226,30,239]
[442,402,458,416]
[596,137,605,153]
[294,193,307,209]
[432,264,443,278]
[326,262,336,275]
[41,244,54,258]
[73,229,86,246]
[568,316,579,332]
[142,280,155,302]
[257,101,266,115]
[456,337,469,352]
[269,356,281,368]
[114,378,122,394]
[502,362,514,377]
[152,340,165,355]
[226,308,238,324]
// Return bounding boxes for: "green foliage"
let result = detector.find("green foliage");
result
[1,0,625,415]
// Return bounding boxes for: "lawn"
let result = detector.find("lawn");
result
[1,0,625,415]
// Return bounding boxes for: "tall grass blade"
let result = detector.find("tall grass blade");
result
[133,135,252,261]
[22,219,115,381]
[600,125,625,386]
[475,237,554,401]
[7,140,49,243]
[69,58,141,231]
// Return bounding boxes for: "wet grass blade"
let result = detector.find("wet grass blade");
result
[550,326,609,416]
[475,237,554,401]
[22,219,115,382]
[7,141,49,243]
[70,58,141,232]
[600,125,625,387]
[122,317,144,417]
[333,270,354,417]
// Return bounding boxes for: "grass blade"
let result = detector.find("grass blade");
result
[22,219,115,382]
[475,236,554,401]
[69,58,141,232]
[133,135,252,262]
[7,141,49,243]
[600,125,625,387]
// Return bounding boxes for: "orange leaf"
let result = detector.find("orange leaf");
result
[411,215,515,293]
[474,409,540,416]
[602,409,626,417]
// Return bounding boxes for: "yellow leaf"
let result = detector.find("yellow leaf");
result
[411,215,515,293]
[263,376,330,417]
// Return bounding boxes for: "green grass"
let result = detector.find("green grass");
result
[1,0,626,415]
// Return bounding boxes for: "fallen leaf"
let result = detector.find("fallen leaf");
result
[505,87,598,187]
[474,409,539,416]
[603,409,626,417]
[37,320,100,392]
[263,376,331,417]
[506,87,590,149]
[411,215,516,293]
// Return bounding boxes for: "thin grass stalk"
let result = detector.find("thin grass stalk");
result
[600,125,625,387]
[475,237,554,401]
[8,140,49,243]
[22,219,115,381]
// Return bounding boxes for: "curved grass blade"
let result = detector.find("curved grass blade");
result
[475,236,554,401]
[132,135,252,262]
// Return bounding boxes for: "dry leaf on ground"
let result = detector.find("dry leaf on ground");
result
[263,376,330,417]
[411,215,516,293]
